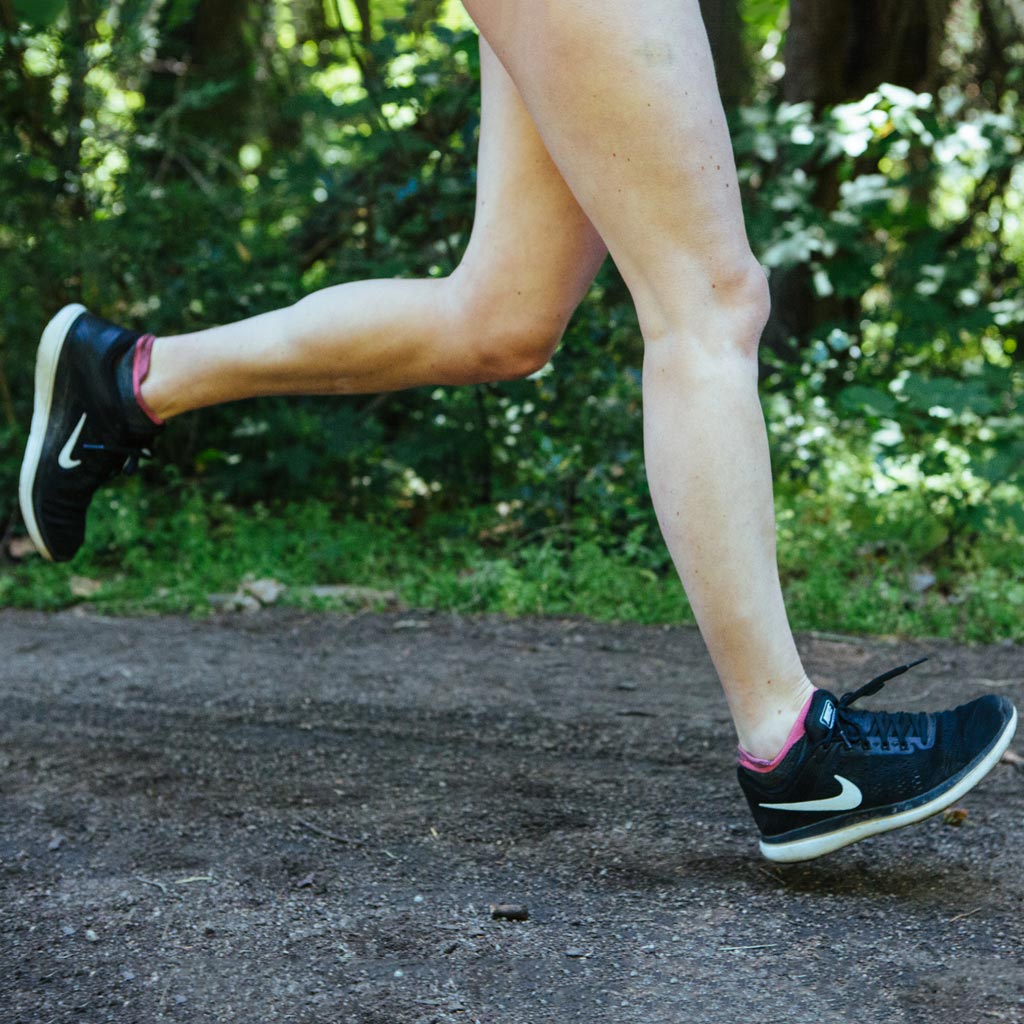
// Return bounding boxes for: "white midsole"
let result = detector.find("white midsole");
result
[761,705,1018,863]
[18,303,87,563]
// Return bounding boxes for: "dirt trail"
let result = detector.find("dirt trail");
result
[1,608,1022,1024]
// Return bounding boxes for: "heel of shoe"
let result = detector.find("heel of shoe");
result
[18,304,88,561]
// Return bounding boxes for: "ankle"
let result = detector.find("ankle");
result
[136,337,175,422]
[737,678,815,764]
[114,334,164,433]
[132,335,166,426]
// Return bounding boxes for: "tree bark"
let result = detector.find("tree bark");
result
[354,0,373,47]
[783,0,952,107]
[765,0,954,360]
[698,0,752,108]
[145,0,258,153]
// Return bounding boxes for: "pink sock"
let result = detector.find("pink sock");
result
[132,334,164,426]
[737,689,817,773]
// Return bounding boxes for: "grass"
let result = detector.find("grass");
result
[2,484,1022,644]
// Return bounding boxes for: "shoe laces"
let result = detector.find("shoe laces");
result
[81,441,154,477]
[818,657,931,753]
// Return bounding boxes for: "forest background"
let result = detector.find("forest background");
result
[0,0,1022,641]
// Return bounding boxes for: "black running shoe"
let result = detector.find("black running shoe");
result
[738,659,1017,863]
[19,304,162,562]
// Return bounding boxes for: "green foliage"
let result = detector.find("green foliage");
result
[11,0,66,28]
[0,1,1022,638]
[3,488,1021,643]
[735,84,1024,552]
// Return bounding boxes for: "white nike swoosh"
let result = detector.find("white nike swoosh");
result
[760,775,863,813]
[58,413,87,470]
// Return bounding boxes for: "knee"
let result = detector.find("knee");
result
[443,269,571,383]
[638,253,770,360]
[712,257,771,356]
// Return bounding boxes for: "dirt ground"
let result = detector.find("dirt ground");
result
[1,608,1022,1024]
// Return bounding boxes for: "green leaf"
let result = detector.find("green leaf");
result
[977,442,1024,485]
[165,0,201,30]
[12,0,66,28]
[902,375,997,416]
[839,386,899,418]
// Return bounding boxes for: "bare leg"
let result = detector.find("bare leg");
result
[464,0,812,758]
[140,40,606,420]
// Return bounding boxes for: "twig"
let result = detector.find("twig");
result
[359,392,390,422]
[134,875,169,894]
[178,130,247,182]
[946,907,982,923]
[0,360,16,428]
[0,514,15,561]
[172,151,218,198]
[297,818,362,846]
[805,630,865,645]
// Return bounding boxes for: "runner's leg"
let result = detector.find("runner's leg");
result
[18,37,606,565]
[139,38,606,419]
[463,0,812,759]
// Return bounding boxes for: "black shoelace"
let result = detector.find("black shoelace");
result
[81,442,153,476]
[818,657,930,753]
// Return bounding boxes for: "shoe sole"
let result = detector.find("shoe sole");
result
[18,303,87,563]
[760,704,1018,863]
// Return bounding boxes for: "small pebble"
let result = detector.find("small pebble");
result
[84,929,99,943]
[490,903,529,922]
[565,948,588,959]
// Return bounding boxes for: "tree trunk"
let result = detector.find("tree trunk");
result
[766,0,953,360]
[783,0,952,107]
[145,0,258,155]
[354,0,373,47]
[698,0,751,108]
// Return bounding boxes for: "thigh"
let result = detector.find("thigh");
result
[454,36,607,317]
[462,0,759,338]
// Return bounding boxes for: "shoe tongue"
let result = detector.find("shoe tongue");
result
[804,689,840,743]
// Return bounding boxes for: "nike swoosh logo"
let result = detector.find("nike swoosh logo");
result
[58,413,87,470]
[760,775,863,813]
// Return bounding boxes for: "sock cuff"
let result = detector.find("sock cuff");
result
[737,688,817,774]
[132,334,164,426]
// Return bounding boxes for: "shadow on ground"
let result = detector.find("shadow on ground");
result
[1,609,1022,1023]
